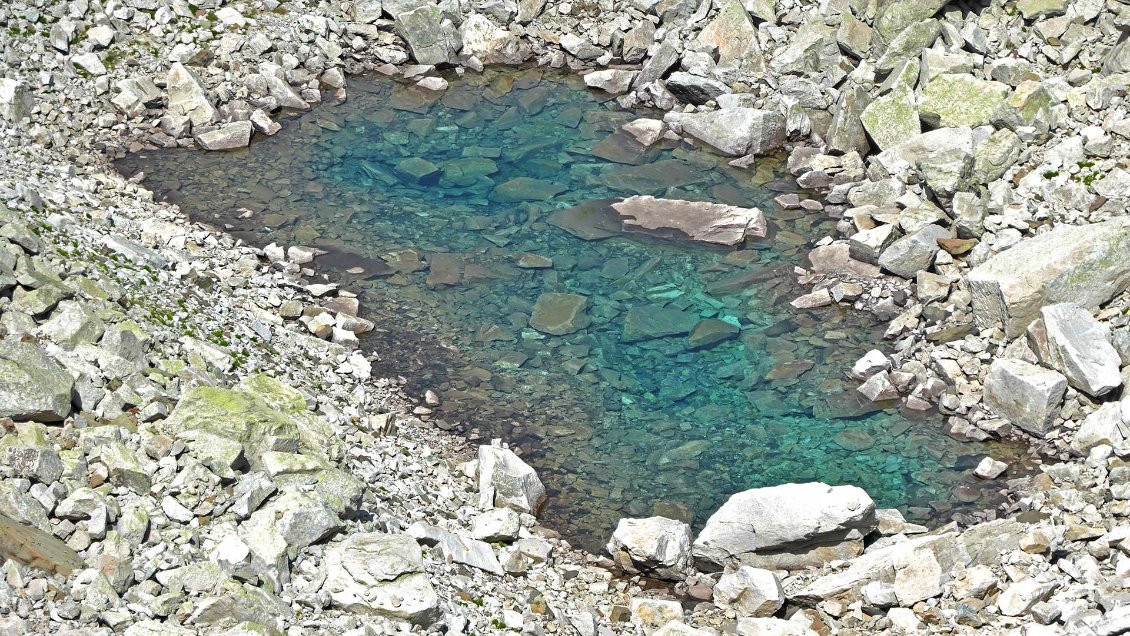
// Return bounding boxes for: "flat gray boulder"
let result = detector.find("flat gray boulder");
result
[968,218,1130,337]
[982,358,1067,435]
[478,445,547,514]
[321,532,440,625]
[606,516,693,581]
[1038,303,1122,397]
[667,108,785,156]
[0,340,74,422]
[692,482,876,571]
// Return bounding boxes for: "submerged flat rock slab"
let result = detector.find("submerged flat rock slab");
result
[968,218,1130,337]
[611,195,767,246]
[622,306,700,342]
[529,293,590,336]
[546,200,620,240]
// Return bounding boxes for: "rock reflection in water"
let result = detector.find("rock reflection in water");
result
[116,69,1029,553]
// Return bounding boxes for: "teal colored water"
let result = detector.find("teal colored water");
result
[116,69,1028,552]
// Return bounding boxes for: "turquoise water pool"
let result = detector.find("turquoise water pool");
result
[117,69,1027,552]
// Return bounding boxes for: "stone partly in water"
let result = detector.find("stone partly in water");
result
[968,218,1130,337]
[611,196,767,246]
[692,482,877,571]
[606,516,693,581]
[668,108,786,156]
[122,70,1030,553]
[478,445,547,514]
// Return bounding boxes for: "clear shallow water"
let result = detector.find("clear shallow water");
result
[117,69,1029,552]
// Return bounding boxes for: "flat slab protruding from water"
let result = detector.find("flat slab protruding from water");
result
[611,195,767,246]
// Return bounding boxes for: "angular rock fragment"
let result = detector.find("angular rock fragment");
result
[606,516,693,580]
[321,533,440,624]
[982,359,1067,435]
[478,445,547,514]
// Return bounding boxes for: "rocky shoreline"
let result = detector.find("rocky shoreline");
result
[2,0,1130,635]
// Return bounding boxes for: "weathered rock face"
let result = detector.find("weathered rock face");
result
[478,445,547,514]
[1071,399,1130,455]
[968,218,1130,337]
[606,516,693,581]
[529,292,589,335]
[583,69,640,95]
[321,533,440,624]
[692,482,876,571]
[611,196,766,246]
[713,566,785,617]
[1038,304,1122,397]
[982,359,1067,435]
[394,5,461,65]
[459,13,528,65]
[0,512,84,575]
[695,0,764,71]
[166,62,216,127]
[667,108,786,156]
[0,340,74,422]
[0,78,33,122]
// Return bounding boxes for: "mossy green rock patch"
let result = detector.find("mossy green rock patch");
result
[919,74,1010,128]
[0,340,74,422]
[1016,0,1066,20]
[162,373,339,466]
[861,85,921,151]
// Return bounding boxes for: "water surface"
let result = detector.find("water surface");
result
[117,69,1028,552]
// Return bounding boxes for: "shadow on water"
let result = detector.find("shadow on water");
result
[114,68,1032,553]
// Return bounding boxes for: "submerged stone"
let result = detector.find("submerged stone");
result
[489,177,566,202]
[529,293,590,336]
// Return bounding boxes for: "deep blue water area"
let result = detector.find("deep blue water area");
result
[116,69,1028,552]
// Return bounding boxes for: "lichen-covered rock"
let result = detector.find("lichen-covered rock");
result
[0,340,74,422]
[321,533,440,624]
[695,0,764,71]
[861,85,920,151]
[162,373,341,467]
[968,218,1130,337]
[606,516,693,580]
[394,5,461,66]
[919,74,1010,128]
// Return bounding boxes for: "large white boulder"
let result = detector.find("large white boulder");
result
[0,78,33,123]
[968,218,1130,337]
[1037,303,1122,397]
[692,482,876,571]
[1071,399,1130,455]
[606,516,693,581]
